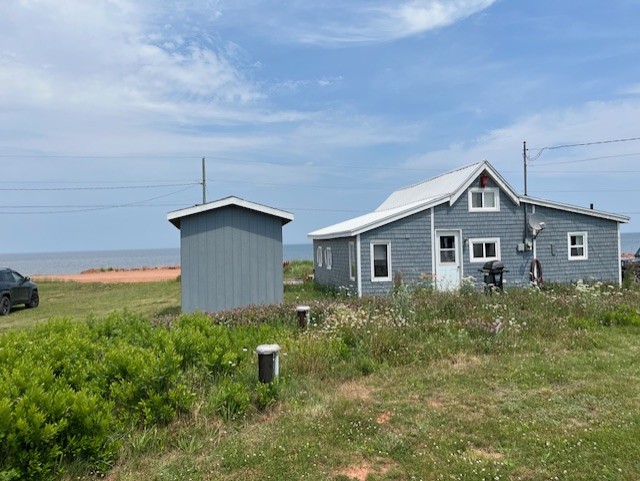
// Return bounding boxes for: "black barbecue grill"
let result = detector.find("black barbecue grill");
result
[479,260,507,291]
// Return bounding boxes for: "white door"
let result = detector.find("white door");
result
[435,230,461,291]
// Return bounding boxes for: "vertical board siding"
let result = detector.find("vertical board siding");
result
[312,237,357,294]
[180,205,284,313]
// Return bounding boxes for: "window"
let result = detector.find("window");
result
[349,241,356,281]
[370,242,391,282]
[10,272,24,283]
[568,232,588,260]
[468,188,500,212]
[469,238,501,262]
[316,246,323,267]
[439,235,457,263]
[324,247,333,270]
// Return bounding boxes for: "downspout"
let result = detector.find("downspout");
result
[356,234,362,297]
[430,207,436,280]
[532,204,537,259]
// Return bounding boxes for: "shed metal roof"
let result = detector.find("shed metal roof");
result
[168,196,294,229]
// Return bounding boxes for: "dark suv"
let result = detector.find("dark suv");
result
[0,268,39,315]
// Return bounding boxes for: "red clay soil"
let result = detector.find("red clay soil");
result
[33,267,181,283]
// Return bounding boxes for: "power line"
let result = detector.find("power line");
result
[0,152,457,173]
[527,136,640,162]
[0,186,197,215]
[531,169,640,174]
[533,189,640,193]
[0,182,199,192]
[0,179,195,184]
[0,153,200,159]
[531,151,640,166]
[206,178,393,191]
[529,136,640,151]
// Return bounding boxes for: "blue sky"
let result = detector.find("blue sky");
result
[1,0,639,253]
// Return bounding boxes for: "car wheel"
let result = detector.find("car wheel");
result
[0,296,10,316]
[26,291,39,309]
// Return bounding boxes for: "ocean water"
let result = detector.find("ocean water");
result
[622,232,640,255]
[1,235,636,276]
[0,244,313,276]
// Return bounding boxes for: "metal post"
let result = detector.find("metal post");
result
[523,141,529,246]
[523,141,527,196]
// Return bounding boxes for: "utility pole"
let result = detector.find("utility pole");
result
[522,141,529,247]
[201,157,206,204]
[523,141,528,196]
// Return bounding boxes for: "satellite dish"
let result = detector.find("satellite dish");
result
[528,212,547,237]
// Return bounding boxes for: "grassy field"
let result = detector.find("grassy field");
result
[0,280,181,331]
[2,278,640,480]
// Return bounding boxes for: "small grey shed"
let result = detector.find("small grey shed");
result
[168,196,293,313]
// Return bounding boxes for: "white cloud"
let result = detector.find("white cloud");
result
[0,0,263,127]
[402,97,640,223]
[241,0,497,46]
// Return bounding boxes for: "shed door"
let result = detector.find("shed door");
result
[435,230,461,291]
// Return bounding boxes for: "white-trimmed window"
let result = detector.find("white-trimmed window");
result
[568,232,588,260]
[469,238,501,262]
[370,242,391,282]
[324,247,333,270]
[468,188,500,212]
[349,241,356,281]
[316,246,323,267]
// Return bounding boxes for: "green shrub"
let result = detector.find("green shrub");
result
[211,379,251,420]
[600,305,640,327]
[283,260,314,280]
[0,312,286,480]
[254,380,281,410]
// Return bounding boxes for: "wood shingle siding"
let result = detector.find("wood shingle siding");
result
[309,160,628,294]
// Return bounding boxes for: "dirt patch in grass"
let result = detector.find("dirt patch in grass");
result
[375,411,391,424]
[338,379,376,402]
[448,353,483,370]
[469,447,504,461]
[336,460,392,480]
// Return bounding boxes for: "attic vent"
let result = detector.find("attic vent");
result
[480,172,489,188]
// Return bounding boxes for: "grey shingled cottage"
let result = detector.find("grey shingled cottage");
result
[309,160,629,295]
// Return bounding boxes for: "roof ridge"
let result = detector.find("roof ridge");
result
[376,195,446,212]
[392,160,484,193]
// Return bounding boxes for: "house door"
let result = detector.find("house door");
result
[435,230,461,291]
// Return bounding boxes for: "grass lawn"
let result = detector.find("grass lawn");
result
[0,280,181,331]
[101,304,640,481]
[2,279,639,480]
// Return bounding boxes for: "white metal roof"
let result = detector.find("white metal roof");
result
[168,196,294,229]
[308,198,446,240]
[308,160,627,240]
[521,196,630,223]
[377,161,521,211]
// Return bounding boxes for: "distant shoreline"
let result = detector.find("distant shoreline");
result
[33,266,181,283]
[1,244,313,276]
